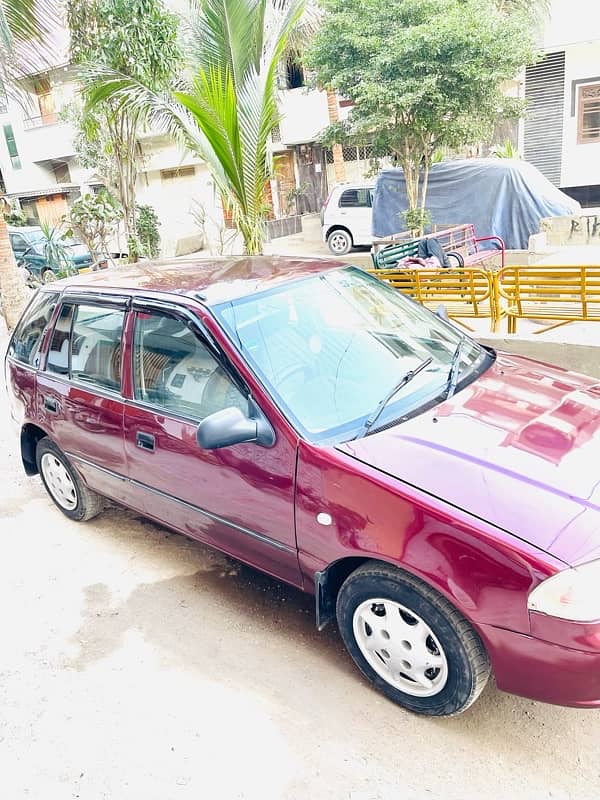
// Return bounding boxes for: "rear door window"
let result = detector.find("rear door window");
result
[7,291,59,367]
[45,302,124,392]
[10,233,27,253]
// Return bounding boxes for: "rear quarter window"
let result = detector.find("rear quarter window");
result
[7,291,59,367]
[339,188,372,208]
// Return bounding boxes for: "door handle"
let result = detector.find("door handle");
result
[44,396,59,414]
[136,431,155,452]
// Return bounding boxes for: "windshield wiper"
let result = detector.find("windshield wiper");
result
[445,335,469,400]
[354,356,433,440]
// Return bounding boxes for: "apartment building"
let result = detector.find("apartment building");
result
[0,29,218,257]
[522,0,600,205]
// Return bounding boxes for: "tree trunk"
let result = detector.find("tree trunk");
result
[326,90,346,183]
[419,159,431,236]
[0,213,30,331]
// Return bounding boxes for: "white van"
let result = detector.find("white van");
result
[320,183,375,255]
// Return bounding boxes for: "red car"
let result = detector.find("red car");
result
[5,257,600,716]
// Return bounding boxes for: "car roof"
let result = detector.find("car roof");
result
[8,226,42,234]
[333,183,374,190]
[55,256,349,306]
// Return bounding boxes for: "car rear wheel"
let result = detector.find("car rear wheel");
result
[327,229,353,255]
[36,437,105,522]
[336,562,491,716]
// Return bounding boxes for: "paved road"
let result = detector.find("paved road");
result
[1,326,599,800]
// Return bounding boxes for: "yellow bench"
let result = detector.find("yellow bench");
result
[369,267,497,331]
[495,265,600,333]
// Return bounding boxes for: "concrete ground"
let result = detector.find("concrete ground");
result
[2,325,600,800]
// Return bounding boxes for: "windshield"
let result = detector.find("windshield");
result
[215,267,490,443]
[27,230,47,254]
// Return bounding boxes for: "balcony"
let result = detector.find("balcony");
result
[22,116,77,163]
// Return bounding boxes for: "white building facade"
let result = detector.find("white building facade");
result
[0,39,219,257]
[522,0,600,205]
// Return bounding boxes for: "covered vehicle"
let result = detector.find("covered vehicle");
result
[372,158,581,250]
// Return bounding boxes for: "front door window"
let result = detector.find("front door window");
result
[132,310,246,420]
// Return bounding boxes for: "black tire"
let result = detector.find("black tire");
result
[336,561,491,716]
[327,228,353,256]
[36,437,105,522]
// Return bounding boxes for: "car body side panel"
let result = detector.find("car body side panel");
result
[34,373,128,503]
[118,302,303,587]
[5,360,37,434]
[295,439,564,635]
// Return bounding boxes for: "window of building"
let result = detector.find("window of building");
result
[20,198,40,224]
[160,166,196,183]
[52,161,72,184]
[3,124,21,170]
[285,56,305,89]
[34,78,57,125]
[8,292,59,367]
[46,304,124,391]
[578,84,600,144]
[133,310,246,421]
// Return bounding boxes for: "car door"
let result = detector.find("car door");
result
[36,295,130,504]
[338,187,373,245]
[122,300,302,587]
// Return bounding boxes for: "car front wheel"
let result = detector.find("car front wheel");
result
[36,437,105,521]
[336,562,491,716]
[327,229,353,255]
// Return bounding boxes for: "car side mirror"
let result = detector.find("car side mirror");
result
[196,399,276,450]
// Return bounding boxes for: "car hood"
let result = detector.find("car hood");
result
[338,352,600,566]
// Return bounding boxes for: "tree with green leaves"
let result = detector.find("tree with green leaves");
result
[308,0,541,231]
[84,0,304,255]
[68,190,123,265]
[66,0,179,257]
[0,0,58,328]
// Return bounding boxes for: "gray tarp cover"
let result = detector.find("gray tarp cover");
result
[372,158,581,250]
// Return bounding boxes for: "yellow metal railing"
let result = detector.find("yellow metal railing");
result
[368,267,497,331]
[370,265,600,335]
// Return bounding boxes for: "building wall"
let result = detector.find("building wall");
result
[277,88,330,146]
[0,69,82,196]
[137,161,221,257]
[531,0,600,194]
[559,42,600,189]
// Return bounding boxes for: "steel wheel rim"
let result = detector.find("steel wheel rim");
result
[329,233,349,253]
[352,598,448,697]
[41,453,78,510]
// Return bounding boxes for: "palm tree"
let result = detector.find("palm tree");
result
[0,0,57,329]
[87,0,304,255]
